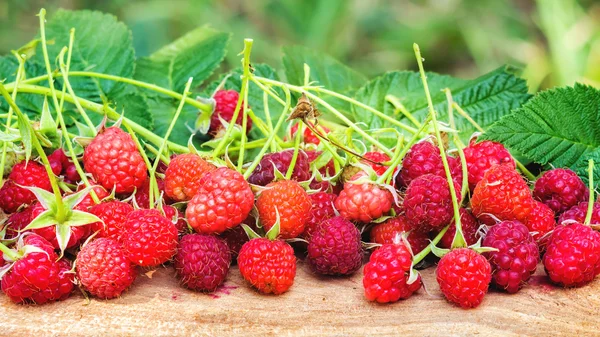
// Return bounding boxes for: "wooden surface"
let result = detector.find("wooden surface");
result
[0,261,598,337]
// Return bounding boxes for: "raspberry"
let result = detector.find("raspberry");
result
[83,127,147,194]
[186,167,254,234]
[121,209,179,267]
[0,161,52,213]
[404,174,460,232]
[396,141,462,188]
[48,149,65,176]
[5,206,34,239]
[558,202,600,225]
[134,177,172,208]
[75,183,109,211]
[237,238,296,294]
[48,149,80,184]
[30,202,91,250]
[209,90,252,136]
[436,248,491,308]
[76,238,137,299]
[523,201,556,248]
[307,216,363,276]
[363,243,421,303]
[257,180,311,239]
[55,259,75,301]
[174,234,231,292]
[471,164,534,224]
[533,168,588,214]
[370,216,429,254]
[163,205,187,233]
[89,201,134,240]
[164,154,216,202]
[463,140,515,190]
[482,221,539,293]
[544,223,600,287]
[302,192,337,240]
[361,151,391,176]
[437,208,480,249]
[247,150,311,186]
[290,121,329,145]
[334,174,394,223]
[220,222,250,260]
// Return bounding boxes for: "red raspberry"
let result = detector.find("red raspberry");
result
[5,206,34,239]
[302,192,337,240]
[543,223,600,287]
[437,208,480,249]
[361,151,391,176]
[219,217,257,260]
[48,149,65,176]
[370,216,429,254]
[533,168,588,214]
[163,205,187,233]
[404,174,460,232]
[307,216,363,276]
[134,177,172,208]
[482,221,539,293]
[290,121,329,145]
[463,140,515,190]
[471,164,534,224]
[89,201,134,240]
[164,154,216,202]
[1,234,68,304]
[83,127,147,194]
[247,150,311,186]
[436,248,492,308]
[209,90,252,136]
[76,238,137,299]
[558,202,600,225]
[174,234,231,292]
[335,174,394,223]
[363,243,421,303]
[186,167,254,234]
[48,149,80,184]
[30,202,91,250]
[397,141,462,188]
[75,183,109,211]
[523,201,556,248]
[55,259,75,301]
[257,180,311,239]
[237,238,296,294]
[0,161,52,213]
[121,209,178,267]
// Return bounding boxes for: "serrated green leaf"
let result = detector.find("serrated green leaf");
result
[574,150,600,190]
[0,56,46,117]
[483,84,600,169]
[112,90,153,130]
[134,26,230,93]
[353,66,531,146]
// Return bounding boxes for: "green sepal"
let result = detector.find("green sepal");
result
[22,209,55,231]
[55,224,71,258]
[63,185,96,210]
[430,243,450,258]
[407,267,420,285]
[21,185,57,212]
[0,129,21,142]
[16,38,43,59]
[63,210,102,228]
[265,208,281,240]
[15,107,33,162]
[241,224,261,240]
[194,97,215,134]
[39,98,60,148]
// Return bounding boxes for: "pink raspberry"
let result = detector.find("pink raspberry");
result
[533,168,588,214]
[404,174,460,232]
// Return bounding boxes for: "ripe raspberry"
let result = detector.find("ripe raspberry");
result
[134,177,172,208]
[397,141,462,188]
[89,201,134,240]
[48,149,65,176]
[544,223,600,287]
[1,234,67,304]
[363,243,421,303]
[482,221,539,293]
[76,238,137,299]
[248,150,311,186]
[209,90,252,135]
[533,168,588,214]
[219,218,257,260]
[48,149,80,184]
[163,205,187,233]
[174,234,231,292]
[186,167,254,234]
[30,202,91,250]
[471,164,534,224]
[237,238,296,295]
[55,259,75,301]
[436,248,491,308]
[121,209,178,267]
[257,180,311,239]
[523,201,556,248]
[307,216,363,276]
[5,206,34,239]
[83,127,147,194]
[0,161,52,213]
[334,174,394,223]
[164,154,216,202]
[290,121,329,145]
[361,151,391,176]
[463,140,515,190]
[558,202,600,225]
[75,183,109,211]
[404,174,459,232]
[436,208,480,249]
[370,216,429,254]
[302,192,337,240]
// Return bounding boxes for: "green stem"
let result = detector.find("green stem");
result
[444,89,468,202]
[237,39,253,170]
[285,119,303,180]
[58,49,96,134]
[262,90,276,152]
[0,243,18,261]
[57,29,74,113]
[414,43,464,249]
[413,224,450,264]
[0,52,25,183]
[585,159,595,226]
[386,95,422,128]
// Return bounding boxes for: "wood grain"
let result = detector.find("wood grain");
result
[0,261,597,337]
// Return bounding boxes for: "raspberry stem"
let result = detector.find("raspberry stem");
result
[444,89,469,202]
[413,43,465,249]
[385,95,422,128]
[285,120,303,180]
[585,159,595,226]
[412,224,450,265]
[237,39,253,171]
[0,242,18,261]
[262,90,277,153]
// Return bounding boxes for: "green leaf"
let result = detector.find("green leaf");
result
[483,84,600,169]
[147,96,200,146]
[0,56,46,117]
[353,66,531,145]
[112,90,153,130]
[282,45,367,115]
[134,26,230,93]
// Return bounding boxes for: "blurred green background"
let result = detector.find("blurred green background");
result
[1,0,599,92]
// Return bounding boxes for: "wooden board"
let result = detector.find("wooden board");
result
[0,261,598,337]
